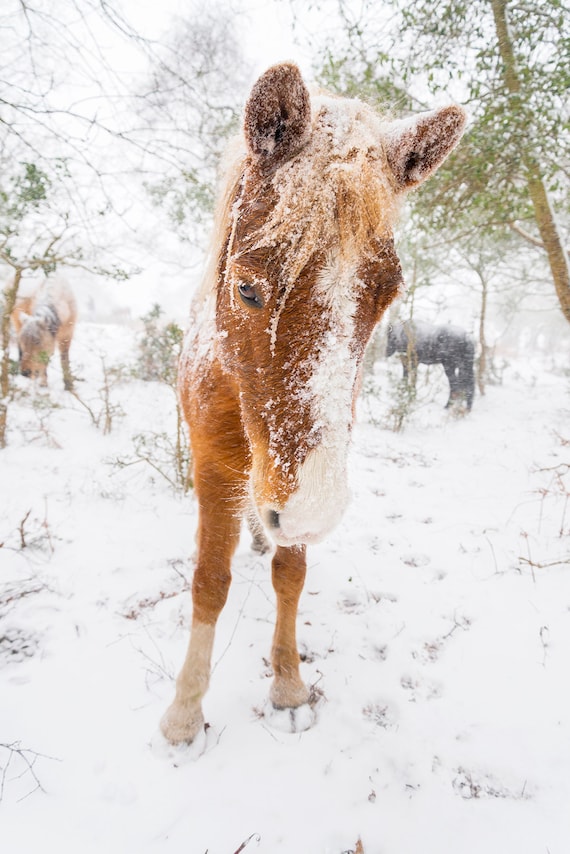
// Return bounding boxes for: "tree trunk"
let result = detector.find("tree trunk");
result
[477,273,487,396]
[0,269,22,448]
[491,0,570,325]
[524,167,570,323]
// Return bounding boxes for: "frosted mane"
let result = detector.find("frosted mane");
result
[193,135,248,308]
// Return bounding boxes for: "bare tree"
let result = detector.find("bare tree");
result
[136,6,252,243]
[1,0,249,446]
[315,0,570,325]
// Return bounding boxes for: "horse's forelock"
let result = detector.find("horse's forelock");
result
[249,98,399,281]
[199,95,399,317]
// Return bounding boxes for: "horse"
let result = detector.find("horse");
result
[386,320,475,410]
[10,293,35,335]
[161,63,466,745]
[14,277,77,390]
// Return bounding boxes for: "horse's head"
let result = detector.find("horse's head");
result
[215,63,465,546]
[18,316,55,385]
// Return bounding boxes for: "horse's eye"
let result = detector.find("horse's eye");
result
[237,282,264,309]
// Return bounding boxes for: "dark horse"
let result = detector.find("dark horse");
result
[387,321,475,410]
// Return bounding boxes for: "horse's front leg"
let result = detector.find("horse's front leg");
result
[443,359,459,407]
[58,337,74,391]
[270,544,309,709]
[161,498,241,745]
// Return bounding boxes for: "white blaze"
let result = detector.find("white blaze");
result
[275,255,361,544]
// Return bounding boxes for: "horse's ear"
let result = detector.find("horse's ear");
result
[383,105,467,192]
[244,63,311,171]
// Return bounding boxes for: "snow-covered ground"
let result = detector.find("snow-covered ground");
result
[1,321,569,853]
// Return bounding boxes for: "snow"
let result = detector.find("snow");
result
[1,320,569,853]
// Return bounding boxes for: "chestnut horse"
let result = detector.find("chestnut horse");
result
[162,63,466,744]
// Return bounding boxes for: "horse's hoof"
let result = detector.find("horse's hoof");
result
[264,701,316,734]
[270,677,310,709]
[151,724,207,762]
[250,533,272,555]
[160,703,205,746]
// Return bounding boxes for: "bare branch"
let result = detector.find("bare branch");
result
[519,556,570,569]
[509,221,545,249]
[0,741,60,803]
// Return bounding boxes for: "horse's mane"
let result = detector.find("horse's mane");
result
[195,94,402,312]
[20,319,43,347]
[196,136,248,307]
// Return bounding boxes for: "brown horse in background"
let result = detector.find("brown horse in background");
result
[14,277,77,390]
[10,293,36,336]
[161,63,466,745]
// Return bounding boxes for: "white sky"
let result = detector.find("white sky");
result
[120,0,320,80]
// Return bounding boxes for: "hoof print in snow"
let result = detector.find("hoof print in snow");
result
[299,642,318,663]
[0,627,39,663]
[362,701,398,729]
[400,674,442,701]
[263,700,316,734]
[452,767,529,801]
[371,643,388,661]
[339,596,366,614]
[400,553,431,568]
[412,639,443,663]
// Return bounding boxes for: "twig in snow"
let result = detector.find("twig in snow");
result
[40,497,54,555]
[484,534,499,574]
[232,833,261,853]
[18,510,32,550]
[441,612,472,641]
[122,588,185,620]
[203,835,261,854]
[3,505,55,555]
[130,624,175,684]
[519,556,570,570]
[0,580,47,613]
[539,625,550,667]
[0,741,60,803]
[211,563,261,675]
[519,532,536,582]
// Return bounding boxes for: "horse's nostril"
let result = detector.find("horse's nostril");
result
[267,509,280,529]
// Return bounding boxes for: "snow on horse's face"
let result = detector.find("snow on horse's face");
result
[215,64,466,546]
